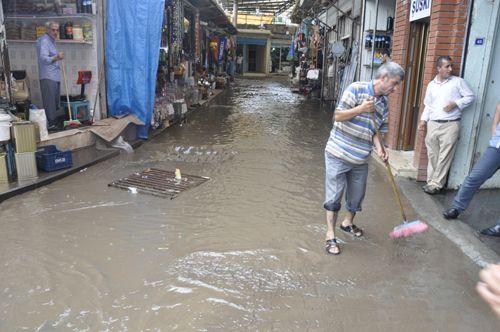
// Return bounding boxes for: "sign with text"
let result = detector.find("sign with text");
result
[409,0,433,22]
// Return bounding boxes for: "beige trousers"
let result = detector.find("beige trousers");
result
[425,120,461,189]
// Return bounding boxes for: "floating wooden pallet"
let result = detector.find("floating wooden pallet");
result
[108,168,210,199]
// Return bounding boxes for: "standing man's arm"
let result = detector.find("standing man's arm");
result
[444,79,475,112]
[418,85,433,131]
[38,39,63,65]
[493,101,500,137]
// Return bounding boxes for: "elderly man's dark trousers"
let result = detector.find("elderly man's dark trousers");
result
[40,79,60,127]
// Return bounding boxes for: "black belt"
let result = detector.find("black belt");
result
[433,118,461,123]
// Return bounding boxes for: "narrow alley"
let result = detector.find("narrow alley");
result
[0,78,498,331]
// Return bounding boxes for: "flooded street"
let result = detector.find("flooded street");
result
[1,78,498,331]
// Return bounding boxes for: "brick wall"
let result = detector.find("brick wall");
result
[388,0,470,182]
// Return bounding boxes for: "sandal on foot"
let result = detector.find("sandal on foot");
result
[340,224,363,237]
[325,239,340,255]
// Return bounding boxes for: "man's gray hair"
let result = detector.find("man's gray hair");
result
[45,21,58,29]
[375,62,405,81]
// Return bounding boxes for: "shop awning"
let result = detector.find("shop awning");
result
[186,0,238,35]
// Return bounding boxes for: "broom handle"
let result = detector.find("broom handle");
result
[61,59,72,121]
[92,54,105,122]
[370,112,407,222]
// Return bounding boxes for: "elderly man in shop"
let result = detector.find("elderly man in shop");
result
[418,56,475,195]
[36,21,64,131]
[324,62,405,255]
[185,72,206,108]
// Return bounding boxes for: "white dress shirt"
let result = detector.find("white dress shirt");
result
[420,75,475,122]
[328,64,334,78]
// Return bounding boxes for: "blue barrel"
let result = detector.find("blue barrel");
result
[228,61,235,76]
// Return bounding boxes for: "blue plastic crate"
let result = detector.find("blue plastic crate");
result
[35,145,73,172]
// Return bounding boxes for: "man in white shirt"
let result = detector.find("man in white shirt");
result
[185,72,205,108]
[417,56,475,194]
[379,49,391,64]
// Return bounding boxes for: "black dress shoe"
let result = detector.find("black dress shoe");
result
[443,208,460,219]
[478,224,500,237]
[423,185,440,195]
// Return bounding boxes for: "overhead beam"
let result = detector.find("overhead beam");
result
[329,2,360,26]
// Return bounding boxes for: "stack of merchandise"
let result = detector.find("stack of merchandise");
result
[36,26,46,39]
[11,121,38,180]
[21,23,37,40]
[7,0,36,14]
[151,87,179,129]
[5,21,21,40]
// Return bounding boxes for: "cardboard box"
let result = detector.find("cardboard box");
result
[0,70,30,100]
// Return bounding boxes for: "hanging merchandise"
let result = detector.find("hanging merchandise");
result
[286,42,297,61]
[217,38,227,64]
[210,40,217,53]
[331,42,345,57]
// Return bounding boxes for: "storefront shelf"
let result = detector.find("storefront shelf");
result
[6,14,95,19]
[7,39,93,44]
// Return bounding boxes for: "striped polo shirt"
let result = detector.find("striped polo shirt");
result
[325,81,388,166]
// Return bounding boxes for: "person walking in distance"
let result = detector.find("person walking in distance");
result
[418,56,475,195]
[324,62,405,255]
[236,54,243,74]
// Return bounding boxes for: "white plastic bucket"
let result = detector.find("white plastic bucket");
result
[0,114,12,141]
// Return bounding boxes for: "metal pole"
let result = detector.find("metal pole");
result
[0,1,12,103]
[233,0,238,26]
[279,45,282,71]
[370,0,380,79]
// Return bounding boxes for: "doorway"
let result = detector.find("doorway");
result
[397,22,429,150]
[248,44,257,71]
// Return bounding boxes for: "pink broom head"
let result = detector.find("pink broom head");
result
[390,220,428,239]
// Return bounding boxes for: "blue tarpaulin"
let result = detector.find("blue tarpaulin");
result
[106,0,165,139]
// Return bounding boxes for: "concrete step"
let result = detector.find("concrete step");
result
[370,148,417,179]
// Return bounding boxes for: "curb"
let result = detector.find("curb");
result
[370,155,500,267]
[395,172,500,268]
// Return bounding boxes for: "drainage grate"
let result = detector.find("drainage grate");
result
[108,168,210,199]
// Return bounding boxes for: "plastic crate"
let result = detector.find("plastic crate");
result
[35,145,73,172]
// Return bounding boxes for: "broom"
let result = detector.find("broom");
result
[61,59,82,128]
[369,111,428,239]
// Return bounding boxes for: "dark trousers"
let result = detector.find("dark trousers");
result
[40,79,60,127]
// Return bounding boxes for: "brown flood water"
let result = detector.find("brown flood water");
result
[0,78,498,331]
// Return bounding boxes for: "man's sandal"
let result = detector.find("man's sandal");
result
[325,239,340,255]
[340,224,363,237]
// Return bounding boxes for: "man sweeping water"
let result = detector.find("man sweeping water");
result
[324,62,407,255]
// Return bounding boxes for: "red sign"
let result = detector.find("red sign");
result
[77,71,92,85]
